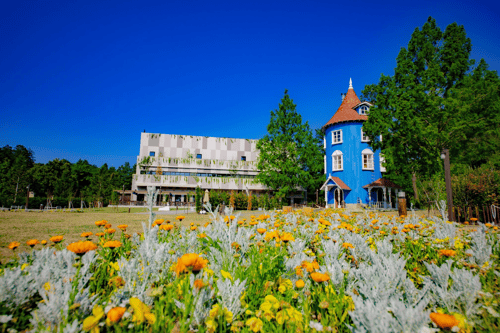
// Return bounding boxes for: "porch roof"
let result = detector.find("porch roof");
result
[320,176,351,191]
[362,178,402,190]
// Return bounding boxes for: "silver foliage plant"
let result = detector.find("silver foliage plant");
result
[216,277,247,318]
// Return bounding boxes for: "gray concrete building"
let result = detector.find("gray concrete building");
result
[131,132,267,203]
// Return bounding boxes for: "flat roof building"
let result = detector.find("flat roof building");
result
[131,132,267,203]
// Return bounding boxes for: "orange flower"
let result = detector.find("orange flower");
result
[470,218,478,222]
[439,249,456,257]
[107,307,126,324]
[67,241,98,254]
[429,313,459,329]
[342,242,354,249]
[198,233,207,238]
[41,240,47,245]
[8,241,20,250]
[117,225,128,231]
[104,224,112,229]
[95,232,105,237]
[280,233,295,243]
[154,219,164,225]
[160,224,174,231]
[103,240,122,248]
[95,220,106,227]
[105,228,116,234]
[175,253,208,275]
[191,226,197,231]
[194,279,205,289]
[295,279,305,288]
[176,216,185,221]
[81,232,93,238]
[50,235,64,244]
[257,228,267,234]
[301,260,319,273]
[318,218,331,226]
[26,239,39,248]
[310,272,330,283]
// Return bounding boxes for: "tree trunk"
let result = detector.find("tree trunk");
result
[412,173,419,202]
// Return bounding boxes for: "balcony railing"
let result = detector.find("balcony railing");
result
[133,174,267,190]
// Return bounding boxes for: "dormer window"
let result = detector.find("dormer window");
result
[359,105,369,115]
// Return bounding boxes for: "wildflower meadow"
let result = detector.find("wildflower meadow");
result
[1,188,499,333]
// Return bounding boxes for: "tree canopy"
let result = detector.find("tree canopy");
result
[0,145,136,208]
[256,90,324,201]
[361,17,500,194]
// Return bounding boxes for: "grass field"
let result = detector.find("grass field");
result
[0,208,259,262]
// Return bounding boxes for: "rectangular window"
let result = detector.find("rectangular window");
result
[332,155,343,171]
[332,130,342,144]
[149,151,155,157]
[241,156,246,161]
[363,154,374,170]
[196,154,202,159]
[361,130,370,142]
[324,156,326,174]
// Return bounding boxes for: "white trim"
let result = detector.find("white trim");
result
[332,150,343,171]
[362,148,374,170]
[361,129,370,142]
[331,129,342,145]
[359,105,369,115]
[380,154,386,173]
[324,155,326,174]
[323,136,326,149]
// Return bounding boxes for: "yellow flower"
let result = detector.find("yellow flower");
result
[257,228,267,234]
[83,305,104,332]
[246,317,263,332]
[221,270,233,281]
[276,307,302,325]
[130,297,155,324]
[206,317,218,333]
[342,242,354,249]
[260,295,280,313]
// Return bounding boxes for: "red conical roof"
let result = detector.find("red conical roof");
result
[322,82,367,131]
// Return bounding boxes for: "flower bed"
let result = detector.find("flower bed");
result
[1,207,499,332]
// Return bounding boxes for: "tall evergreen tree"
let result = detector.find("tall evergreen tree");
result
[256,90,324,201]
[361,17,499,195]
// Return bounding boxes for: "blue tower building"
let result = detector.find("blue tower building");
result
[320,79,401,209]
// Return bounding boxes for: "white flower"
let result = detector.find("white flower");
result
[0,315,13,323]
[309,320,323,331]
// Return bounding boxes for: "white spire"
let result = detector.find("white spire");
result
[349,78,353,89]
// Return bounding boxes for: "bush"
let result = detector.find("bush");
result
[234,192,247,210]
[195,187,202,213]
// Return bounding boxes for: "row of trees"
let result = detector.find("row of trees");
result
[0,145,135,208]
[360,17,500,208]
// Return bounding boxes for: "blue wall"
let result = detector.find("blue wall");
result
[324,121,382,205]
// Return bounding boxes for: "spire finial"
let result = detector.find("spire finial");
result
[349,78,353,89]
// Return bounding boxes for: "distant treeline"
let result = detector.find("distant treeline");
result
[0,145,135,208]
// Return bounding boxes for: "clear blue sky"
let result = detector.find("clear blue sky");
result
[1,0,499,167]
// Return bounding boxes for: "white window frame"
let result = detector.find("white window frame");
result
[361,129,370,142]
[362,148,374,170]
[323,136,326,149]
[380,154,386,173]
[359,105,369,115]
[331,130,342,145]
[332,150,343,171]
[324,155,326,174]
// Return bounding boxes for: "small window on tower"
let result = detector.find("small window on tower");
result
[359,105,369,115]
[196,154,202,159]
[241,156,246,161]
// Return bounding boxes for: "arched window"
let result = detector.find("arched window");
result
[332,150,343,171]
[362,148,374,170]
[359,105,369,115]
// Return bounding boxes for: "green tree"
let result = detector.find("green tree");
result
[361,17,500,197]
[256,90,324,201]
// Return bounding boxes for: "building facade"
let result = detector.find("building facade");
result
[131,132,267,203]
[320,79,401,208]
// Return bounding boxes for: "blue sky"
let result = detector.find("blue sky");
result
[1,0,499,167]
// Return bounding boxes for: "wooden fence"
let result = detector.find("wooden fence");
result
[452,205,500,224]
